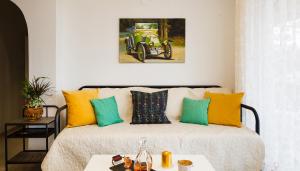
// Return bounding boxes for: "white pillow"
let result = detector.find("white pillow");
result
[99,87,163,122]
[165,87,231,120]
[100,87,232,122]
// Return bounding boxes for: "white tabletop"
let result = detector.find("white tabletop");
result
[84,154,215,171]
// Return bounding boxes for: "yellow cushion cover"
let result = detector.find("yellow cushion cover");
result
[204,92,244,127]
[62,89,99,127]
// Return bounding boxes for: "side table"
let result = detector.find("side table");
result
[4,105,58,171]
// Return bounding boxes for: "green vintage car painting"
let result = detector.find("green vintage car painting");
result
[125,23,172,62]
[119,18,185,63]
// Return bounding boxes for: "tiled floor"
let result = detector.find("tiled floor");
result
[0,135,41,171]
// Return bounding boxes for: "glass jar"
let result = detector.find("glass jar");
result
[134,137,152,171]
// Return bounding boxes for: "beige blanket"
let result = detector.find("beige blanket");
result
[42,121,264,171]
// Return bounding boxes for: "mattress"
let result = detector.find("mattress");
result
[41,120,264,171]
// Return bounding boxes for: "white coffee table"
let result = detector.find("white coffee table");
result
[84,154,215,171]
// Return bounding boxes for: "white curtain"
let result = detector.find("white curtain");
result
[236,0,300,170]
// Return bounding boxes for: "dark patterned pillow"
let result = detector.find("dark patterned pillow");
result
[130,90,171,124]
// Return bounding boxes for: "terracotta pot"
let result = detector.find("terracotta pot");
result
[24,107,43,121]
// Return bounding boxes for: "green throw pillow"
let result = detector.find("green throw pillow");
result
[91,96,123,127]
[180,98,210,125]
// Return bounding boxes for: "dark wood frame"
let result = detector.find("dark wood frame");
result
[55,85,260,135]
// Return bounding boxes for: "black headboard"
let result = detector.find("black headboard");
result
[79,85,221,90]
[55,84,260,135]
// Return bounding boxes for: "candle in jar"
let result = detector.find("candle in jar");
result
[162,151,172,168]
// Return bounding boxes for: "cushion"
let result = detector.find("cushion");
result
[204,92,244,127]
[180,98,210,125]
[99,87,163,122]
[91,96,123,127]
[62,89,99,127]
[100,87,232,122]
[130,90,171,124]
[162,87,232,120]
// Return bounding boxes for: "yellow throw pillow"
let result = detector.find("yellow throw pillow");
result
[204,92,244,127]
[62,89,99,127]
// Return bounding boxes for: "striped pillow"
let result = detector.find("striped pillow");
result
[130,90,171,124]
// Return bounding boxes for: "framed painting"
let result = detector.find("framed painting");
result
[119,18,185,63]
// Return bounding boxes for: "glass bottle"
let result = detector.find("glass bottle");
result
[134,137,152,171]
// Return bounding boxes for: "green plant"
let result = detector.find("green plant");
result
[22,77,53,108]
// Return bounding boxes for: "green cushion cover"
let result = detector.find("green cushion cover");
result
[91,96,123,127]
[180,98,210,125]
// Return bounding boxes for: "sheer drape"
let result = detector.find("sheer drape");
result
[236,0,300,170]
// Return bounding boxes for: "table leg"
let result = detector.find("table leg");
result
[5,124,8,171]
[23,125,26,151]
[46,124,49,151]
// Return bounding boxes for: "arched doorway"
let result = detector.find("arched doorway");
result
[0,0,28,132]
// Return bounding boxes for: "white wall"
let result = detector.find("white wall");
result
[13,0,235,98]
[56,0,235,91]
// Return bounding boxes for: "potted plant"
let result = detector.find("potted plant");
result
[22,77,53,121]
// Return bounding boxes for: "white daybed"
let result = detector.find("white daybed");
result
[41,86,265,171]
